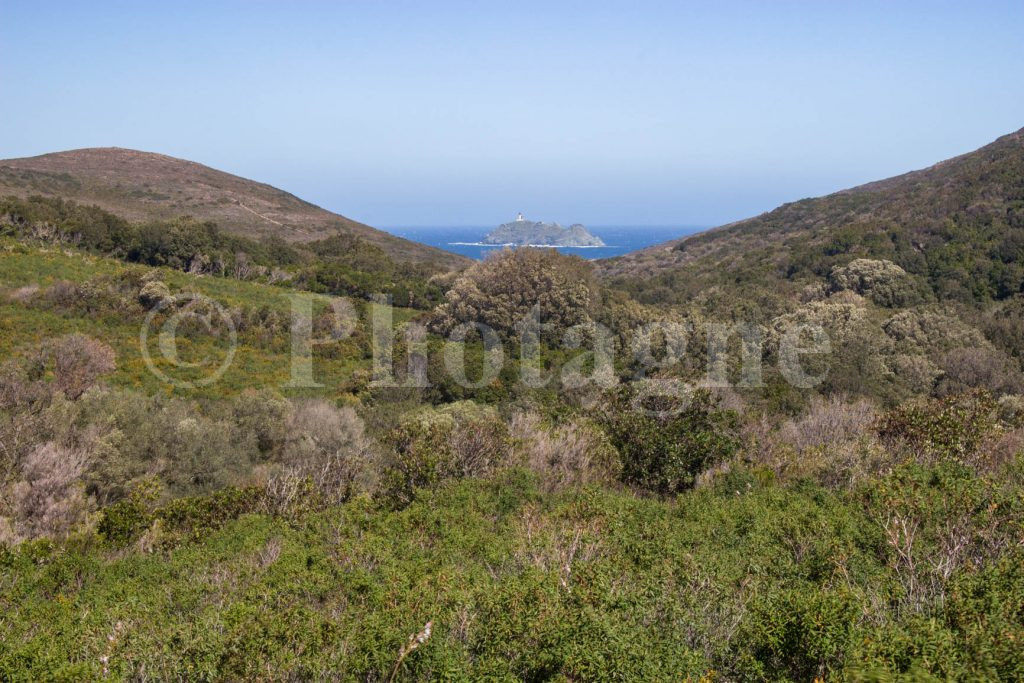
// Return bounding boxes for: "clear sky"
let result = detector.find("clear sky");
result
[2,1,1023,228]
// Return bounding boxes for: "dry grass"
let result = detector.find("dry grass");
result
[742,396,896,489]
[510,412,620,493]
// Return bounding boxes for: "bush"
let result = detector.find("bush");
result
[137,277,171,309]
[4,442,94,541]
[883,309,989,352]
[755,396,892,489]
[432,248,595,342]
[877,392,1000,467]
[828,258,926,307]
[997,395,1024,428]
[381,402,510,507]
[46,334,116,399]
[510,412,621,492]
[778,395,877,454]
[98,480,264,549]
[96,478,160,547]
[77,390,265,503]
[600,388,739,495]
[227,389,292,460]
[934,347,1024,397]
[274,400,376,504]
[156,485,265,544]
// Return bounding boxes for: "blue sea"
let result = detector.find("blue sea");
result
[386,225,708,261]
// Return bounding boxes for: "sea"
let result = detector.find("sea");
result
[385,225,708,261]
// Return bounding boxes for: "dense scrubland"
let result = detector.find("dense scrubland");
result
[2,129,1024,681]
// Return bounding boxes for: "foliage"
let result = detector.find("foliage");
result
[599,387,739,495]
[432,248,595,342]
[877,391,1001,466]
[273,399,377,504]
[510,412,621,492]
[2,459,1022,680]
[828,258,928,307]
[380,402,510,508]
[1,195,445,309]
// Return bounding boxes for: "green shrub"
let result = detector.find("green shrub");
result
[432,248,595,342]
[600,388,739,495]
[877,391,1000,465]
[155,485,265,544]
[380,402,510,507]
[828,258,928,307]
[96,478,160,547]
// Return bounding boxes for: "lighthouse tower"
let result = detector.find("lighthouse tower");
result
[515,212,524,222]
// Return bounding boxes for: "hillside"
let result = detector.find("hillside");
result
[600,127,1024,307]
[0,148,468,270]
[3,153,1024,680]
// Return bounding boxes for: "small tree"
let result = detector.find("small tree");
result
[600,388,739,495]
[431,248,596,343]
[48,334,116,399]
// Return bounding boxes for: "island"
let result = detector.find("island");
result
[482,213,606,247]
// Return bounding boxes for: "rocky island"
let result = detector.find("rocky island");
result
[482,213,605,247]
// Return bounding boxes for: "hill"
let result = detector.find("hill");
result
[600,127,1024,308]
[0,148,468,271]
[3,142,1024,681]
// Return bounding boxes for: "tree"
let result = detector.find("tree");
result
[431,248,596,343]
[48,334,116,399]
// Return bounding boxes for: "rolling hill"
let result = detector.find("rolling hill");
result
[0,147,468,271]
[600,127,1024,307]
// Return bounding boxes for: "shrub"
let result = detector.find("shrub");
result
[274,400,376,504]
[381,402,510,507]
[77,390,261,502]
[6,442,94,541]
[828,258,926,307]
[997,395,1024,428]
[98,480,264,549]
[156,485,265,544]
[510,412,621,492]
[865,461,1019,618]
[599,388,739,495]
[227,389,292,459]
[0,358,49,411]
[432,248,595,342]
[877,392,1000,467]
[934,347,1024,397]
[980,296,1024,363]
[768,301,872,352]
[883,308,989,351]
[137,277,171,309]
[778,395,877,454]
[96,478,160,547]
[888,354,941,395]
[46,334,116,399]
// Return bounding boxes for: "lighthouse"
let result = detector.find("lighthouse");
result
[515,212,524,222]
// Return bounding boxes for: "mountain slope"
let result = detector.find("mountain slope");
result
[600,127,1024,307]
[0,147,467,270]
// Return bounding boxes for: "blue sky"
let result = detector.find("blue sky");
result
[2,1,1023,227]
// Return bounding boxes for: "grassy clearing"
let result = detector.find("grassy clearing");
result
[0,241,425,399]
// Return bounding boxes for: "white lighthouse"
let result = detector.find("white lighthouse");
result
[515,212,524,222]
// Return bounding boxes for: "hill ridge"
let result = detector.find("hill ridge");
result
[0,147,468,270]
[599,125,1024,309]
[600,126,1024,281]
